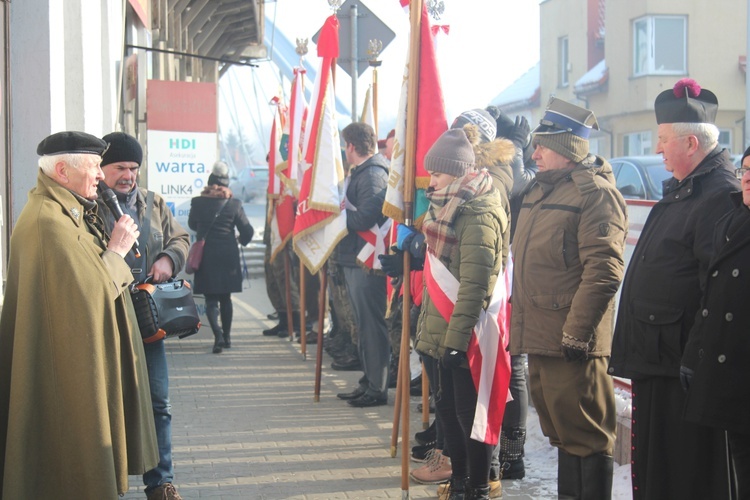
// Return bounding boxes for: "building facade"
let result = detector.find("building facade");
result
[0,0,263,292]
[491,0,747,158]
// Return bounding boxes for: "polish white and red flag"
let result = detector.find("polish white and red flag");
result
[424,251,513,445]
[360,84,375,131]
[292,14,347,274]
[356,218,393,271]
[278,67,307,196]
[267,96,286,200]
[354,84,390,270]
[267,98,296,263]
[382,0,447,226]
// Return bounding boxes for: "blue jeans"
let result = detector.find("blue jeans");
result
[142,339,174,492]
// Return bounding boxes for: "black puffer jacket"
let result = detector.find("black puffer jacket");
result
[609,148,739,379]
[333,153,389,268]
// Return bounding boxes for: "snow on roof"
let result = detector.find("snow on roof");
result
[574,59,608,96]
[488,62,540,112]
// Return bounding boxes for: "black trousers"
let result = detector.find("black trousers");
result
[424,356,492,489]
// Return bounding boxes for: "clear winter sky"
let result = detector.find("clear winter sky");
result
[218,0,541,164]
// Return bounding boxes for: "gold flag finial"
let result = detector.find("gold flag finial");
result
[367,39,383,67]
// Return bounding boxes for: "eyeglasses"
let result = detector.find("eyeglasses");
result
[735,167,750,180]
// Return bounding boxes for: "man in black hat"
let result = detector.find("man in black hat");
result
[510,97,627,499]
[609,79,740,499]
[0,131,157,497]
[96,132,188,500]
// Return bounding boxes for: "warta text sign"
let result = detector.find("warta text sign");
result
[146,80,218,229]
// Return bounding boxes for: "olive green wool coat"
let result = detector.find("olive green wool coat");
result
[0,172,158,499]
[415,188,508,362]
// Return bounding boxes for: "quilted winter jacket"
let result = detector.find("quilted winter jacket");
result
[415,188,507,361]
[509,155,627,357]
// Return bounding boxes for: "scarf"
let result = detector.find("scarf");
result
[115,186,140,224]
[201,184,232,199]
[72,192,109,247]
[423,169,494,263]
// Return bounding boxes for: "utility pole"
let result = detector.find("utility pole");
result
[350,4,358,123]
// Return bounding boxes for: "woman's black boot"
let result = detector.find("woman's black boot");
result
[206,299,224,353]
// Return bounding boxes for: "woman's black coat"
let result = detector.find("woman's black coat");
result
[188,192,253,294]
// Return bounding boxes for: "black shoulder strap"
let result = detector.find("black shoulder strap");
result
[199,199,229,240]
[133,190,155,282]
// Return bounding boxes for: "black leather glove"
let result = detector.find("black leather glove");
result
[508,115,531,149]
[442,348,467,370]
[561,332,589,362]
[679,365,694,393]
[378,251,404,278]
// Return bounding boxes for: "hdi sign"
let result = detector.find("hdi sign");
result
[146,80,218,231]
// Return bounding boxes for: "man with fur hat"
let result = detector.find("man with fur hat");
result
[510,98,627,499]
[610,79,739,499]
[96,132,189,500]
[0,131,158,497]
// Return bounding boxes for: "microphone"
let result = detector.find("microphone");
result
[98,180,141,258]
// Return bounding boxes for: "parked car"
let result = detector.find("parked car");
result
[608,155,672,201]
[229,166,269,202]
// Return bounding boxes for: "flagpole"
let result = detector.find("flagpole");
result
[373,69,379,137]
[314,1,341,400]
[284,250,295,341]
[313,268,327,401]
[285,38,311,350]
[367,39,383,138]
[390,334,404,455]
[421,364,430,429]
[399,0,423,496]
[298,265,306,356]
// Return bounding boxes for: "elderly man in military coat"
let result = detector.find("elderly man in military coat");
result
[0,131,157,498]
[510,98,627,499]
